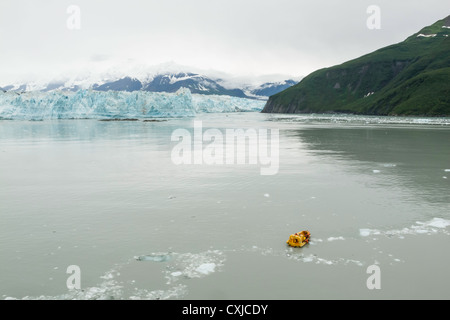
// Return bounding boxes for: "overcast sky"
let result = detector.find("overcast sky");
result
[0,0,449,84]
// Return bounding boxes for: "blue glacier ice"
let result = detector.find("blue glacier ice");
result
[0,88,265,120]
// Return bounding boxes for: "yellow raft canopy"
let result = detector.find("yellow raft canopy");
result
[287,231,311,248]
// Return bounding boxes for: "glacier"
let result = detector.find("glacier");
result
[0,88,265,120]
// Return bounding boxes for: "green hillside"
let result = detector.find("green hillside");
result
[262,15,450,116]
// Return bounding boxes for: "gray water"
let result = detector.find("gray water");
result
[1,113,449,300]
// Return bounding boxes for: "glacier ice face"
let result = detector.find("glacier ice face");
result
[192,94,264,113]
[0,88,265,120]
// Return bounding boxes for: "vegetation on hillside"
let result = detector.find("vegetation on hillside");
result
[263,15,450,116]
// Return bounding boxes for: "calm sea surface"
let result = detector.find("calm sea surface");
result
[1,113,449,299]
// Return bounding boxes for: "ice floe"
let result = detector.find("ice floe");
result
[4,265,187,300]
[360,218,450,238]
[327,236,345,242]
[195,263,217,275]
[286,252,364,266]
[164,250,225,284]
[135,253,172,262]
[6,250,226,300]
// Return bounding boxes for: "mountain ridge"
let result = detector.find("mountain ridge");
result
[262,15,450,116]
[0,70,299,101]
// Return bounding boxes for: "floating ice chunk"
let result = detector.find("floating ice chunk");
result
[417,218,450,229]
[445,169,450,172]
[164,250,225,284]
[264,193,270,198]
[327,236,345,242]
[100,272,114,280]
[308,238,323,245]
[289,254,336,265]
[360,218,450,239]
[283,248,363,267]
[319,259,334,265]
[195,263,216,275]
[3,262,190,300]
[129,284,188,300]
[360,229,375,237]
[373,170,381,173]
[346,260,364,267]
[171,271,183,277]
[135,253,172,262]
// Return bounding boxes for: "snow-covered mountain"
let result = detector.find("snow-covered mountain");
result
[0,70,299,100]
[249,80,298,97]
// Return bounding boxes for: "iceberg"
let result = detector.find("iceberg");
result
[0,88,265,120]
